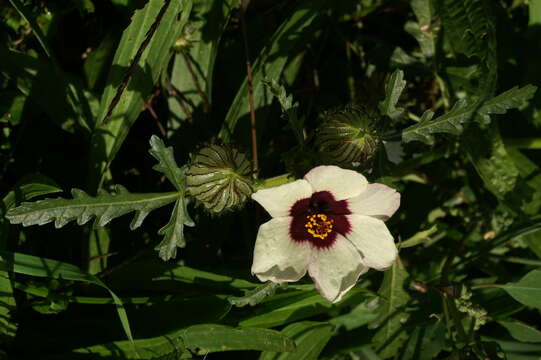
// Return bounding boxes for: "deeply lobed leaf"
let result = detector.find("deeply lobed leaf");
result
[6,185,179,230]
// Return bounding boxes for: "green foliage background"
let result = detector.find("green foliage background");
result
[1,0,541,359]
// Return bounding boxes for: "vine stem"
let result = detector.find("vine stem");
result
[239,0,259,177]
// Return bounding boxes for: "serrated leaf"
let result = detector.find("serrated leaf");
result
[259,321,333,360]
[465,123,541,215]
[265,79,304,145]
[438,0,495,60]
[229,282,282,307]
[372,259,411,359]
[503,268,541,309]
[477,85,538,124]
[148,135,184,191]
[379,69,406,119]
[0,251,135,346]
[155,196,194,261]
[73,324,295,358]
[402,84,535,145]
[88,0,193,190]
[402,99,474,144]
[499,320,541,343]
[6,186,179,230]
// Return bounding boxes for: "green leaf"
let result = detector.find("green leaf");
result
[155,196,194,261]
[403,84,536,144]
[437,0,495,61]
[402,99,474,144]
[530,0,541,25]
[379,69,406,119]
[0,175,62,343]
[5,186,179,230]
[7,0,55,60]
[218,0,326,142]
[0,251,135,345]
[148,135,184,191]
[239,287,372,329]
[259,321,333,360]
[74,324,295,358]
[328,298,379,331]
[372,259,411,359]
[88,0,193,190]
[265,79,304,145]
[400,225,438,248]
[229,282,283,307]
[503,268,541,309]
[498,320,541,343]
[167,0,236,127]
[477,85,538,124]
[465,123,541,215]
[0,46,94,133]
[151,264,257,290]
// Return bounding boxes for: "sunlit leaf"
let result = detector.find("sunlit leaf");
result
[259,321,333,360]
[372,259,411,359]
[88,0,193,190]
[6,186,179,230]
[379,69,406,119]
[503,269,541,309]
[499,320,541,343]
[73,324,295,358]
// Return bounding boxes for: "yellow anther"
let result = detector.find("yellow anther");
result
[304,213,334,240]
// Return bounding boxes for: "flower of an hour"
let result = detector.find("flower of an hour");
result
[251,165,400,303]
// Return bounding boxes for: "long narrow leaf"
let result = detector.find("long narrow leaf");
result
[0,251,135,345]
[218,0,326,141]
[72,324,295,358]
[7,0,55,60]
[88,0,193,190]
[167,0,236,127]
[0,175,61,342]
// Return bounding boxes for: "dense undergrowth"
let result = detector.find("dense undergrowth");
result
[1,0,541,359]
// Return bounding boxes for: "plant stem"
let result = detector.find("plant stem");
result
[255,173,295,190]
[239,0,258,177]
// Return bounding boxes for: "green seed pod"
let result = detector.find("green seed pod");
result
[186,145,253,213]
[316,106,380,167]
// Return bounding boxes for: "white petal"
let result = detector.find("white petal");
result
[251,217,312,283]
[345,215,398,270]
[304,165,368,200]
[252,179,312,217]
[347,183,400,220]
[308,235,368,303]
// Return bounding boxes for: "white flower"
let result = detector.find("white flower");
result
[251,165,400,303]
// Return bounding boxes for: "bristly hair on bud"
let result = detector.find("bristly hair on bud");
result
[186,145,254,214]
[316,105,381,168]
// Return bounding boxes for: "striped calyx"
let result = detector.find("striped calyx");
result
[316,106,380,167]
[186,145,253,213]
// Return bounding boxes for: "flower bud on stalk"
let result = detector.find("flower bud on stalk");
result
[316,106,381,167]
[186,145,253,214]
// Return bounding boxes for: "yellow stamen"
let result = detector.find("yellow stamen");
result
[304,213,334,239]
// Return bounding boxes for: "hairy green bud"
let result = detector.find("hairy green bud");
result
[186,145,253,213]
[316,106,380,167]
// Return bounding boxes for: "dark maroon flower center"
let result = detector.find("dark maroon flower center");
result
[289,191,351,248]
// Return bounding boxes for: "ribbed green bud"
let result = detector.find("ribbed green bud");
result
[186,145,253,213]
[316,106,380,166]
